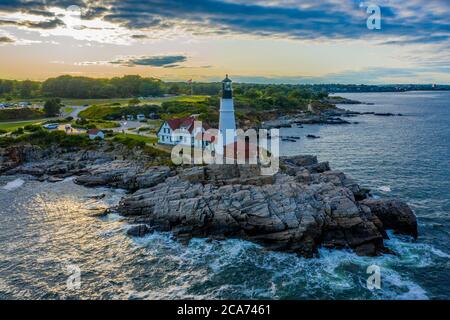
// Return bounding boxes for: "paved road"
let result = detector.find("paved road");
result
[62,106,90,119]
[113,120,145,133]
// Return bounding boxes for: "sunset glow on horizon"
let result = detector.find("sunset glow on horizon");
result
[1,1,449,84]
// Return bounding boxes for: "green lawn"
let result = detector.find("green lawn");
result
[69,95,208,107]
[0,120,47,132]
[90,120,120,129]
[114,133,158,144]
[61,98,132,106]
[63,107,75,114]
[146,95,209,105]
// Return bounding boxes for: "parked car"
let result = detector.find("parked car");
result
[148,112,160,120]
[43,124,59,130]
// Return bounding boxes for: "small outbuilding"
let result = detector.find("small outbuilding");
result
[87,129,105,140]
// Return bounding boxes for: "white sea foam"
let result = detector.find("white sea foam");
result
[2,178,25,191]
[378,185,392,192]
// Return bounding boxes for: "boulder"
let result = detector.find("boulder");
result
[127,224,152,237]
[360,199,418,239]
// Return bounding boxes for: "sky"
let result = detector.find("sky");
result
[0,0,449,84]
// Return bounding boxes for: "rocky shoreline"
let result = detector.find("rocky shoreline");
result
[260,104,403,130]
[0,143,418,258]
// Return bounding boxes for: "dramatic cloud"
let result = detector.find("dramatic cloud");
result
[1,0,449,44]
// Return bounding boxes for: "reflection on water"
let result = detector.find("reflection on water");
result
[0,91,449,300]
[0,175,444,300]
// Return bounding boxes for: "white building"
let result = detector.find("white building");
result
[157,116,214,149]
[87,129,105,140]
[217,75,236,155]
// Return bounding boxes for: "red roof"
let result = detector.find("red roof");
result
[87,129,102,135]
[166,117,195,133]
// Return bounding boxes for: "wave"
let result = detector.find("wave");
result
[122,230,435,300]
[1,178,25,191]
[378,185,392,192]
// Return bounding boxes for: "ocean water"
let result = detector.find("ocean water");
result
[0,91,449,300]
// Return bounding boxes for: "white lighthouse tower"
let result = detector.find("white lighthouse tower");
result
[217,75,236,155]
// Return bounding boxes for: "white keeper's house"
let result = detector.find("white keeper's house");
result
[157,116,214,149]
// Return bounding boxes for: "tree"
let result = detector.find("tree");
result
[44,98,61,116]
[19,80,38,98]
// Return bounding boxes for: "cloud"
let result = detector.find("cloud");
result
[112,55,187,67]
[77,55,189,68]
[0,36,14,43]
[0,18,65,29]
[1,1,449,45]
[90,0,450,45]
[21,9,56,17]
[22,17,65,29]
[130,34,148,39]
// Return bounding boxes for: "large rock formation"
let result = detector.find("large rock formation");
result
[1,143,172,191]
[117,156,418,257]
[1,143,418,257]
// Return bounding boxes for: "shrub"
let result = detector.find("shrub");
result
[113,135,146,149]
[0,130,93,148]
[0,108,45,121]
[24,124,42,132]
[12,127,24,135]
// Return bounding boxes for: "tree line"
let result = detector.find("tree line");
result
[0,75,329,100]
[1,75,448,101]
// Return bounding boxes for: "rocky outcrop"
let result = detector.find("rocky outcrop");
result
[1,143,173,191]
[261,112,351,129]
[360,199,418,239]
[0,144,46,173]
[116,155,418,257]
[74,162,172,191]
